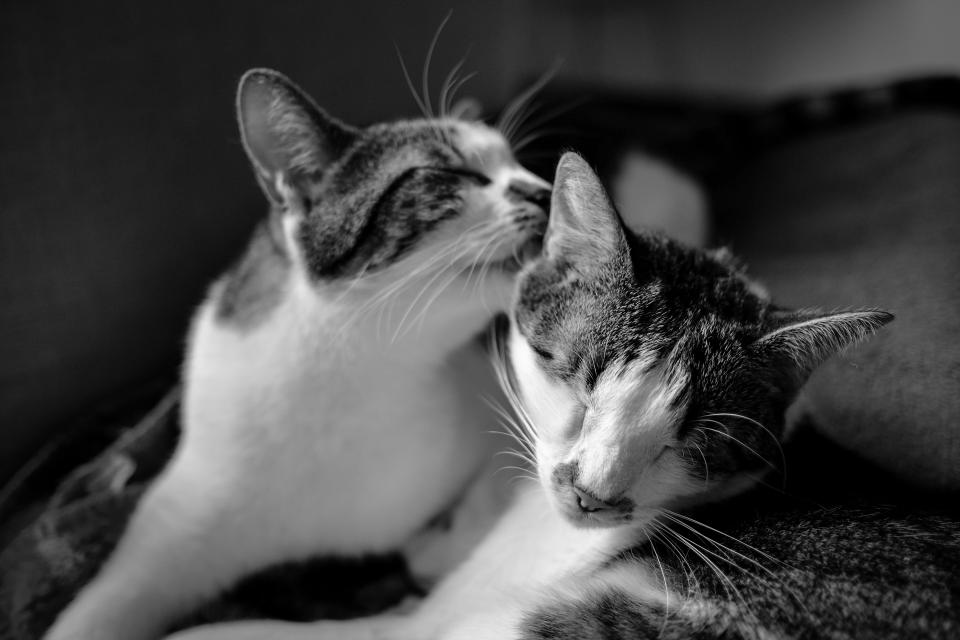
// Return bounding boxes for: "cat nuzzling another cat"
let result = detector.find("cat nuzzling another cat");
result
[163,154,960,640]
[166,155,959,640]
[43,68,549,640]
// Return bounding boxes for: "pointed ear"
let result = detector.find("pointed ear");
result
[545,152,627,271]
[754,308,893,389]
[237,68,358,205]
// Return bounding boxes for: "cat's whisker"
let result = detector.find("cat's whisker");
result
[660,512,776,581]
[404,226,505,333]
[391,257,465,342]
[394,43,431,120]
[412,260,474,332]
[661,509,794,572]
[350,223,481,318]
[485,399,539,460]
[646,532,675,633]
[470,234,507,299]
[500,97,541,149]
[703,412,787,478]
[488,432,536,461]
[661,511,812,621]
[658,521,751,622]
[439,55,469,118]
[649,525,701,599]
[509,97,588,147]
[420,10,453,120]
[496,60,562,146]
[511,127,577,155]
[382,224,497,340]
[688,442,710,487]
[445,71,478,116]
[461,227,505,294]
[493,464,537,481]
[693,422,779,472]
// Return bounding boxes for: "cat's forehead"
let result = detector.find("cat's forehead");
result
[349,119,511,173]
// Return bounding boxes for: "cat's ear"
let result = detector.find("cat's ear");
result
[237,68,359,205]
[545,152,627,270]
[754,308,893,389]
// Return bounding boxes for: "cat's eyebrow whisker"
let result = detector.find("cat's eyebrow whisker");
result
[438,56,468,118]
[512,127,578,155]
[394,43,431,120]
[420,10,453,121]
[509,97,588,148]
[500,97,541,148]
[444,71,478,119]
[496,60,561,146]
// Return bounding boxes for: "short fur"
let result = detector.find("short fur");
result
[43,69,549,640]
[163,153,958,640]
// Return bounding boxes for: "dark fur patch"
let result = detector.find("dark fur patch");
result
[296,122,485,279]
[215,215,290,328]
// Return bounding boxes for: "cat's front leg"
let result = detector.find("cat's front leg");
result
[165,615,416,640]
[43,454,285,640]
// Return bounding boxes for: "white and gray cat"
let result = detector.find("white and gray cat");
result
[44,68,549,640]
[167,153,958,640]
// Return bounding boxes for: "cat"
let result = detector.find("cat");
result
[165,152,958,640]
[43,68,550,640]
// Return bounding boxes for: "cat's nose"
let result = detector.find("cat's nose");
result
[572,484,614,513]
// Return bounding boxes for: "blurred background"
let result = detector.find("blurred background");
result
[2,0,959,488]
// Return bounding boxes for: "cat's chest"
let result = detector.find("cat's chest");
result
[182,297,496,551]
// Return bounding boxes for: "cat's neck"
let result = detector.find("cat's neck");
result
[287,268,495,368]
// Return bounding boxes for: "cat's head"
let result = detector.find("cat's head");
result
[237,69,548,332]
[504,152,892,529]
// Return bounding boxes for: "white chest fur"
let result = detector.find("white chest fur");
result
[179,269,498,556]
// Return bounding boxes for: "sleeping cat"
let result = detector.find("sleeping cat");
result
[166,152,959,640]
[44,68,549,640]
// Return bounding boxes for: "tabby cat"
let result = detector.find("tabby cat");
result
[168,153,958,640]
[44,68,549,640]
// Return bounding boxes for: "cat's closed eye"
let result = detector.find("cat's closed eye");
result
[532,345,554,361]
